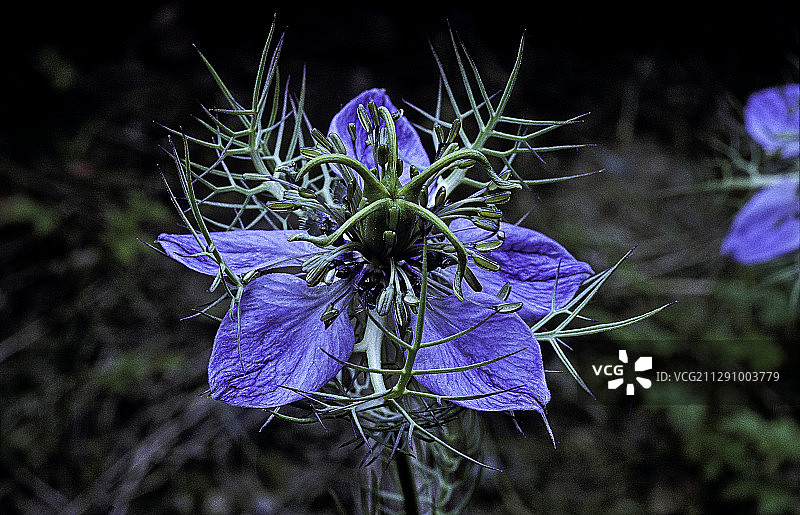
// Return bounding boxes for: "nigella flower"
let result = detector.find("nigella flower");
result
[744,84,799,158]
[158,88,593,412]
[721,178,800,265]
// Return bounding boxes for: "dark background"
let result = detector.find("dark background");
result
[2,2,798,513]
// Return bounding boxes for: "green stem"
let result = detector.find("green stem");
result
[363,312,388,395]
[395,452,420,515]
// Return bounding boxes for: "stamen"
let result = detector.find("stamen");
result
[320,303,340,329]
[483,191,512,204]
[497,282,512,301]
[470,217,500,232]
[357,103,373,133]
[469,252,500,272]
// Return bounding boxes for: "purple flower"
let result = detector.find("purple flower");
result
[744,84,799,158]
[721,178,800,265]
[159,89,593,412]
[446,219,595,324]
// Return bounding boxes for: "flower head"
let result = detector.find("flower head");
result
[744,84,799,158]
[721,178,800,265]
[159,89,592,413]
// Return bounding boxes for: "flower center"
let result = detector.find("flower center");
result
[286,100,519,304]
[359,199,420,262]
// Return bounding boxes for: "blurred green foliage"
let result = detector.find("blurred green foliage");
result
[1,194,62,237]
[2,4,798,514]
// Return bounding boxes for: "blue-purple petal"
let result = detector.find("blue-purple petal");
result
[208,274,356,408]
[158,230,319,276]
[744,84,799,158]
[448,219,594,324]
[328,88,430,184]
[721,178,800,265]
[412,290,550,412]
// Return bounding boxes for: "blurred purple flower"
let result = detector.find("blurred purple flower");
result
[744,84,799,158]
[721,178,800,264]
[159,89,593,412]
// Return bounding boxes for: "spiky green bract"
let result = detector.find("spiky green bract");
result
[405,29,594,195]
[160,19,339,235]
